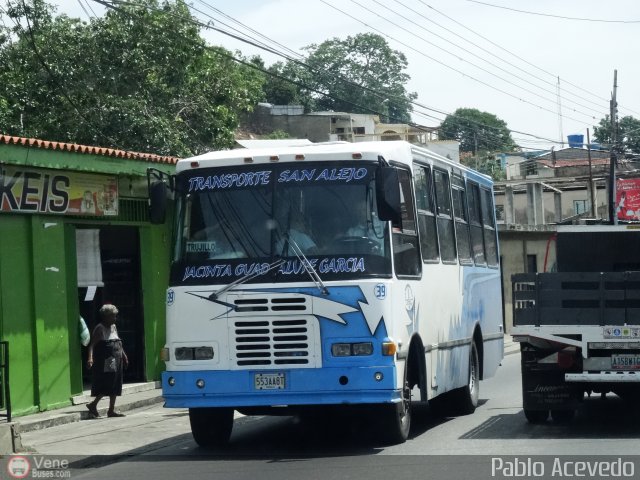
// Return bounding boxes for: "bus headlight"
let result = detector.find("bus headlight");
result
[331,343,352,357]
[175,346,214,361]
[194,346,214,360]
[331,342,374,356]
[352,342,373,356]
[175,347,194,361]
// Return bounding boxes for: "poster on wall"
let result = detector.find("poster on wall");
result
[0,165,118,216]
[616,177,640,222]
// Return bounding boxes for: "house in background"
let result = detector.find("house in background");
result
[239,103,460,160]
[494,134,640,331]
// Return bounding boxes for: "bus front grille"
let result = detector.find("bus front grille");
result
[232,318,316,368]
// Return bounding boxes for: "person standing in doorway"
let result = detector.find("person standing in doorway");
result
[86,304,129,418]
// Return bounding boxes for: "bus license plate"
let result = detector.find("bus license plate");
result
[611,354,640,370]
[254,373,285,390]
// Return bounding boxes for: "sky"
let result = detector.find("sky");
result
[52,0,640,151]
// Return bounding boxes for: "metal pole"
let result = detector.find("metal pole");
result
[609,70,618,225]
[587,128,596,218]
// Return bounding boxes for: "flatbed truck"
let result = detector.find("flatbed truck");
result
[511,225,640,422]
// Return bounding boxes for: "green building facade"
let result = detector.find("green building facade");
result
[0,135,177,416]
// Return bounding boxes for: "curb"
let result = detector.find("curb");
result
[17,392,164,435]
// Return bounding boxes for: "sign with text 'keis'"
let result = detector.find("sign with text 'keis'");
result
[0,165,118,216]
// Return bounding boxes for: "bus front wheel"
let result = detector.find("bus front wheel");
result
[189,407,234,447]
[379,362,412,444]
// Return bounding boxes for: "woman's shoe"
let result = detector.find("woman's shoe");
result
[86,403,99,418]
[107,411,126,418]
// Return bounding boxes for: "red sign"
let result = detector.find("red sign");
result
[616,177,640,221]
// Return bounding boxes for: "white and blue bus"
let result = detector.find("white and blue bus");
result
[155,140,504,446]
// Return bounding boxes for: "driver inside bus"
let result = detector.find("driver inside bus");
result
[277,208,317,256]
[341,198,385,253]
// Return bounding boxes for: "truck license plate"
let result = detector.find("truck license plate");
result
[611,354,640,370]
[254,373,285,390]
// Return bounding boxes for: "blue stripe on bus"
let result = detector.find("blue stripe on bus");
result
[162,366,399,408]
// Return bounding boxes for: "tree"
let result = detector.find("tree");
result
[263,33,416,122]
[262,61,315,112]
[593,115,640,153]
[439,108,517,154]
[0,0,265,156]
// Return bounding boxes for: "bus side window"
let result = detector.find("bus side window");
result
[481,187,499,267]
[452,175,473,265]
[433,169,457,263]
[468,182,486,266]
[393,168,421,277]
[414,165,439,263]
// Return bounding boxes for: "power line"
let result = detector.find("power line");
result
[465,0,640,24]
[7,0,119,147]
[365,0,604,120]
[391,0,609,113]
[91,0,441,136]
[190,0,568,147]
[93,0,566,151]
[195,0,573,148]
[417,0,640,117]
[323,0,594,126]
[193,0,305,61]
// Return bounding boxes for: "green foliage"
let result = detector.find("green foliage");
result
[262,33,416,122]
[461,151,505,181]
[262,61,315,112]
[0,0,265,156]
[593,115,640,153]
[262,130,290,140]
[439,108,517,154]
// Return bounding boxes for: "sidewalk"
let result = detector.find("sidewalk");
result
[0,382,163,454]
[1,337,521,454]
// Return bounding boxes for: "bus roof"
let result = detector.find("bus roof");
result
[178,140,492,184]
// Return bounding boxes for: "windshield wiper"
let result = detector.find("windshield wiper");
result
[286,236,329,296]
[187,259,285,309]
[211,258,285,300]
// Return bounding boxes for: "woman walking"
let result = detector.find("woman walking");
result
[86,304,129,418]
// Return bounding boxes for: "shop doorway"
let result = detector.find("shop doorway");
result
[78,226,145,384]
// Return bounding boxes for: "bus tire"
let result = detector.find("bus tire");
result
[379,362,412,444]
[451,341,480,415]
[524,409,549,424]
[189,407,234,447]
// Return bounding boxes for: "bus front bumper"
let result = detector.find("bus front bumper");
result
[162,366,399,408]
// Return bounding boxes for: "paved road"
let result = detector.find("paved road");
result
[21,352,640,479]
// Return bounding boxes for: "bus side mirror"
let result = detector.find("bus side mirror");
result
[147,168,174,225]
[376,166,401,223]
[148,181,168,224]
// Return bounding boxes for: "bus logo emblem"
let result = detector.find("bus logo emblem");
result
[404,285,415,311]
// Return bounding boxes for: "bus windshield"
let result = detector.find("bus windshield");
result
[171,162,391,285]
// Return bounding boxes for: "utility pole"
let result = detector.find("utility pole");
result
[557,76,564,147]
[609,70,618,225]
[587,128,596,218]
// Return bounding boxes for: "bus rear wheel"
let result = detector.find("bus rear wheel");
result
[451,341,480,415]
[189,407,234,447]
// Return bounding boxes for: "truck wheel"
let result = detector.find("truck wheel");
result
[550,409,575,423]
[189,407,234,447]
[379,362,412,444]
[524,409,548,424]
[451,341,480,415]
